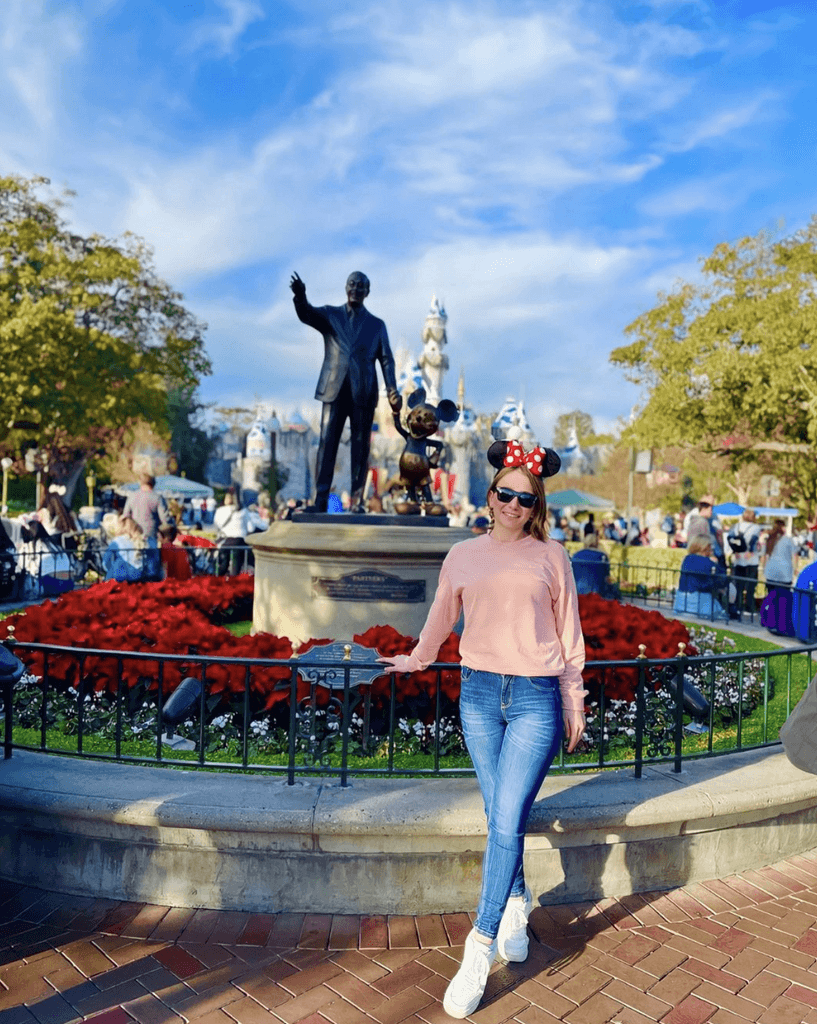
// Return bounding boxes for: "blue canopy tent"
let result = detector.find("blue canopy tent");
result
[546,488,615,511]
[714,503,799,532]
[712,502,744,517]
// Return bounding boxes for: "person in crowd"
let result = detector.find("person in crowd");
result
[686,496,725,568]
[549,515,566,544]
[673,534,729,620]
[245,503,268,533]
[728,509,762,615]
[102,516,155,582]
[122,473,172,540]
[0,518,18,599]
[167,498,184,526]
[470,515,490,535]
[158,523,192,581]
[570,532,611,595]
[763,519,796,594]
[38,486,79,543]
[583,513,596,538]
[624,518,643,546]
[761,520,797,636]
[19,519,73,597]
[763,521,795,580]
[378,442,585,1018]
[214,493,250,575]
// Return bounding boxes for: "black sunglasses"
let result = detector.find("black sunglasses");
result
[493,487,538,509]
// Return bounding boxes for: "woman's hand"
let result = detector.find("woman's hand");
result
[563,708,586,753]
[377,655,413,675]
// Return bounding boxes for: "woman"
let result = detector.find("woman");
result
[672,534,729,620]
[762,520,796,636]
[728,509,762,614]
[214,492,250,575]
[764,520,796,589]
[20,519,73,597]
[103,516,154,582]
[38,486,79,542]
[379,440,586,1019]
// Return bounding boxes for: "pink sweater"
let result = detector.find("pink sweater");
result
[396,533,587,711]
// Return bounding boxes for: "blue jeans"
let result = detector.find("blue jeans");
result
[459,667,563,940]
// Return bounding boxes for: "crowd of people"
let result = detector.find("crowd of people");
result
[0,474,276,602]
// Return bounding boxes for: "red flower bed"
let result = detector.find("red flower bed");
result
[578,593,695,702]
[6,578,692,709]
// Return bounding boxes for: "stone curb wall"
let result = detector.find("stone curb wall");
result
[1,748,816,913]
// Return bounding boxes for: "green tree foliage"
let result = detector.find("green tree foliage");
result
[0,174,211,494]
[552,410,595,449]
[168,386,215,484]
[611,221,817,516]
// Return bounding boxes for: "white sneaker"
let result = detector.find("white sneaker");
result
[443,929,496,1018]
[496,887,533,962]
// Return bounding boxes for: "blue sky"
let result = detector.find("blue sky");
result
[2,0,817,444]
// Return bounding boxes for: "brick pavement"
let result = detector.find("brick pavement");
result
[3,850,817,1024]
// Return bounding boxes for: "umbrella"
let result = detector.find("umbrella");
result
[545,488,615,511]
[115,475,214,500]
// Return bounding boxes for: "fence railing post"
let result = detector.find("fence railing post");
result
[634,643,647,779]
[674,642,687,772]
[340,645,352,788]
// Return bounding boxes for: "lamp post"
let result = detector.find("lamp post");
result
[85,469,96,508]
[1,458,12,516]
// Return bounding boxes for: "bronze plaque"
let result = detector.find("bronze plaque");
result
[312,569,426,603]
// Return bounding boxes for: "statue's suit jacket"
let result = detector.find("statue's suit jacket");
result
[294,296,398,406]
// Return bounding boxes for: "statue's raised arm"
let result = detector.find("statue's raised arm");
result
[289,272,306,299]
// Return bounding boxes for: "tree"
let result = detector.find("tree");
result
[552,410,595,449]
[168,386,215,483]
[611,220,817,518]
[0,174,210,501]
[96,419,170,488]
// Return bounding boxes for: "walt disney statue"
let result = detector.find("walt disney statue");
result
[290,271,402,513]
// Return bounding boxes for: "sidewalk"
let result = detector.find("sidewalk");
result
[4,848,817,1024]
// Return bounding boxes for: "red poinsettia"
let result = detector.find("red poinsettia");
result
[7,577,692,709]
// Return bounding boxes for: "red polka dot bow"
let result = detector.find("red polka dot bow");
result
[503,441,548,476]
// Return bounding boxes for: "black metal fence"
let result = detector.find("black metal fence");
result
[2,637,813,784]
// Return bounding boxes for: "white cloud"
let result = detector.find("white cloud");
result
[186,0,265,56]
[0,0,83,129]
[639,172,764,218]
[665,93,779,153]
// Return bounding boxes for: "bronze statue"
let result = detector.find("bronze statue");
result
[290,271,402,513]
[392,388,458,515]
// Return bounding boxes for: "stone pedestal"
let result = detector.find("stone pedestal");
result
[247,520,471,643]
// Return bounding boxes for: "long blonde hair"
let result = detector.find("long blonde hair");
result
[486,466,549,542]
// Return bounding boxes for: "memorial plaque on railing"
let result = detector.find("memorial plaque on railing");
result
[295,641,384,689]
[311,569,425,603]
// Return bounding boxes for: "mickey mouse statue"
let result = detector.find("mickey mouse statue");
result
[392,388,459,515]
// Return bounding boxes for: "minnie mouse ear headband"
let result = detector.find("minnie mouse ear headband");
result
[487,440,561,479]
